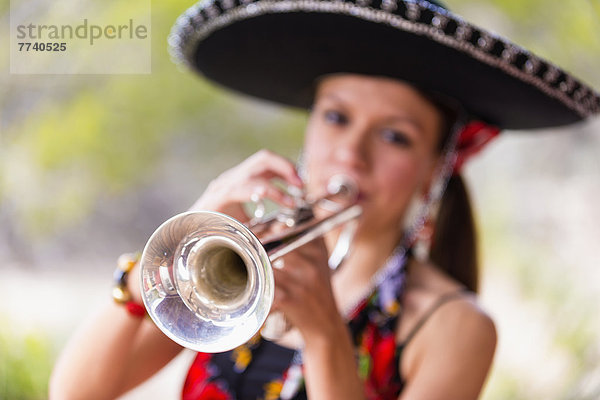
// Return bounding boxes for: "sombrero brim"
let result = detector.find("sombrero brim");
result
[168,0,600,130]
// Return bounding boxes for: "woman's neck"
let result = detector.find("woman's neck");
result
[329,225,403,290]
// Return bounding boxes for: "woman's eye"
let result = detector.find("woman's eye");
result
[323,110,348,125]
[381,128,412,147]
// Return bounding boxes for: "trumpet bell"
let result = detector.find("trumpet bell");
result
[140,211,274,353]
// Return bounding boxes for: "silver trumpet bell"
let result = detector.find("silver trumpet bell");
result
[140,176,361,353]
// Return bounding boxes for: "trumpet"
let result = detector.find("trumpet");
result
[139,176,361,353]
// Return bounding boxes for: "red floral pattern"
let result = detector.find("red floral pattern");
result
[182,353,232,400]
[353,292,404,399]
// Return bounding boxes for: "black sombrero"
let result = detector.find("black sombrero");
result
[168,0,600,130]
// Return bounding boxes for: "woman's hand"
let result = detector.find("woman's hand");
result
[189,149,303,221]
[272,238,366,400]
[271,238,344,343]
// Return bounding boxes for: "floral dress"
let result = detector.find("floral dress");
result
[182,251,408,400]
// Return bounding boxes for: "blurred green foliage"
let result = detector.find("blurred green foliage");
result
[0,318,54,400]
[480,217,600,399]
[0,0,305,236]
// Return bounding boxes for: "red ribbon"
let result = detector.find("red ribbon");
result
[453,120,500,174]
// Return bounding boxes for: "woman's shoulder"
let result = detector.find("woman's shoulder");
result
[401,259,496,341]
[397,261,497,398]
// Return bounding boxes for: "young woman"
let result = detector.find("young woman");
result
[50,0,599,399]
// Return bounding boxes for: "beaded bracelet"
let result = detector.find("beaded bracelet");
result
[112,252,146,318]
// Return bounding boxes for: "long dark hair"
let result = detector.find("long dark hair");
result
[421,91,480,293]
[429,174,479,292]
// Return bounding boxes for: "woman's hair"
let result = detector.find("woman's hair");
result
[429,174,479,292]
[419,90,480,293]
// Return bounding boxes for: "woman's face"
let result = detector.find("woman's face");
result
[303,74,444,240]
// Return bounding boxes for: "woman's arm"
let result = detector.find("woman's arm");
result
[398,298,497,400]
[302,320,366,400]
[49,269,183,400]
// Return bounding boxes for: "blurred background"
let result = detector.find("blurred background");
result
[1,0,599,399]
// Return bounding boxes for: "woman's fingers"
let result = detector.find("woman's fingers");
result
[242,149,303,188]
[208,177,295,209]
[272,264,311,313]
[270,239,335,330]
[272,268,293,309]
[190,150,302,216]
[246,178,296,209]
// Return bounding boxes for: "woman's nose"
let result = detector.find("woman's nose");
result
[332,128,370,171]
